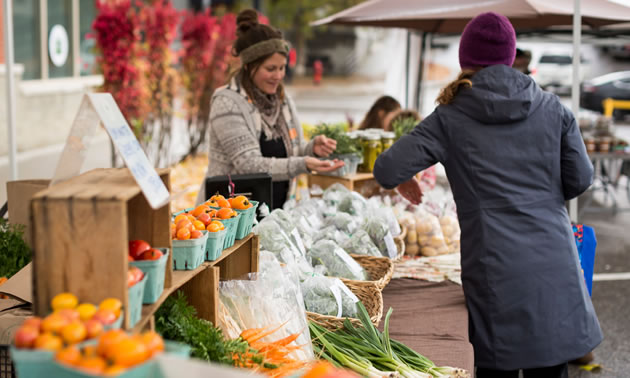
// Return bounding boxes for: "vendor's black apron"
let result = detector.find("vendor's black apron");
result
[259,134,289,209]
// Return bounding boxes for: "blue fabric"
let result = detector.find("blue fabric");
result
[573,224,597,296]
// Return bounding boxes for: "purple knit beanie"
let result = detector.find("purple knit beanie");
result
[459,12,516,69]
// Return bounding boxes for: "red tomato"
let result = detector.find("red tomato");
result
[128,240,151,260]
[128,255,134,262]
[127,267,144,287]
[138,249,163,261]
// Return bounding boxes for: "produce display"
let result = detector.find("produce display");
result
[309,240,368,281]
[128,240,164,262]
[13,293,123,351]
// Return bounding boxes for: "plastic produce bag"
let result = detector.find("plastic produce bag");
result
[341,229,383,257]
[300,274,359,318]
[337,192,367,216]
[267,209,308,256]
[253,220,313,273]
[440,212,461,254]
[414,206,449,256]
[218,254,314,361]
[365,198,402,237]
[324,212,360,234]
[362,217,398,259]
[313,225,349,246]
[322,183,350,206]
[308,240,368,281]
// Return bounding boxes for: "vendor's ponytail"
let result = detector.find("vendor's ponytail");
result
[436,70,476,105]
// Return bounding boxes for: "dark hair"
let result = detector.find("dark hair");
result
[358,95,401,130]
[232,9,287,100]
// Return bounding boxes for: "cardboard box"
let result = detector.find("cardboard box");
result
[0,264,34,345]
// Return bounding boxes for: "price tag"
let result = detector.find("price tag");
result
[291,229,306,256]
[334,279,359,303]
[333,247,365,278]
[329,282,344,318]
[384,232,398,259]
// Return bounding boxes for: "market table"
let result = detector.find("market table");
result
[380,278,474,374]
[580,152,630,217]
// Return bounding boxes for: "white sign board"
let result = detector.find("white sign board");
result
[48,25,69,67]
[51,93,170,209]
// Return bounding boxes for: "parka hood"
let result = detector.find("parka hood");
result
[452,64,544,124]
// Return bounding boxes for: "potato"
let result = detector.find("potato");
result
[421,246,438,257]
[430,235,445,247]
[441,225,455,237]
[416,222,433,235]
[406,230,418,244]
[418,235,429,245]
[406,243,420,257]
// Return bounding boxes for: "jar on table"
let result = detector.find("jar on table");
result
[584,137,596,153]
[599,137,612,153]
[361,133,383,173]
[381,131,395,151]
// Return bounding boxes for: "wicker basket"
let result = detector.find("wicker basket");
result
[306,280,383,331]
[342,255,394,291]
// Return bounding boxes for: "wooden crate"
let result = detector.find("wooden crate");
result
[308,172,382,197]
[6,179,51,248]
[29,167,260,330]
[30,168,172,329]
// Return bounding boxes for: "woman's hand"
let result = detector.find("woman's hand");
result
[305,157,345,173]
[313,135,337,157]
[397,177,423,205]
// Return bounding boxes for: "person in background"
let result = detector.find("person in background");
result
[358,95,401,130]
[385,109,421,132]
[373,12,601,378]
[199,9,343,209]
[513,47,532,75]
[285,45,297,84]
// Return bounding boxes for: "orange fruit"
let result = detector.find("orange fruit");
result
[41,313,69,334]
[173,214,188,225]
[170,223,177,238]
[186,214,196,223]
[209,194,225,202]
[61,322,87,345]
[210,220,225,230]
[92,308,117,326]
[84,318,104,339]
[227,197,235,207]
[302,361,337,378]
[139,331,164,356]
[22,317,42,331]
[76,356,107,375]
[231,195,252,210]
[82,344,98,358]
[97,329,128,359]
[190,230,203,239]
[34,332,63,351]
[55,346,81,366]
[76,303,98,321]
[191,205,210,217]
[176,227,191,240]
[104,364,127,376]
[216,198,231,208]
[206,200,219,208]
[216,208,235,219]
[13,325,39,348]
[206,223,221,233]
[99,298,122,318]
[176,219,192,231]
[51,293,78,311]
[110,337,150,367]
[196,212,212,226]
[193,220,206,231]
[55,308,80,323]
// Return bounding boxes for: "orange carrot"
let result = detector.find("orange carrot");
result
[243,320,289,344]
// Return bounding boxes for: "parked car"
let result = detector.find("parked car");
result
[531,52,589,94]
[581,71,630,120]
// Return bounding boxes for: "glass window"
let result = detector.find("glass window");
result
[47,0,73,78]
[79,0,97,76]
[13,0,41,80]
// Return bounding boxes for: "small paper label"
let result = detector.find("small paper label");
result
[329,282,344,318]
[334,247,365,278]
[384,232,398,259]
[291,228,306,255]
[335,279,359,303]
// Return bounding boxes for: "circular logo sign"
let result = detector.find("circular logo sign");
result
[49,24,69,67]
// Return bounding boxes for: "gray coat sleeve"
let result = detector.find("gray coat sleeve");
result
[560,106,593,200]
[373,111,448,189]
[211,95,308,181]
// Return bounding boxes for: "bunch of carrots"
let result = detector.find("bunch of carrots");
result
[235,321,309,377]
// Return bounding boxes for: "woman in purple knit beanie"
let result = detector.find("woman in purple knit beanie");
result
[373,12,602,378]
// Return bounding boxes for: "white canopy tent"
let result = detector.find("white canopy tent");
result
[314,0,630,222]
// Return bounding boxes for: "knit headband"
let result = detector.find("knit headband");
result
[240,39,289,65]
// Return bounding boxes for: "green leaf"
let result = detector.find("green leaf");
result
[0,219,32,279]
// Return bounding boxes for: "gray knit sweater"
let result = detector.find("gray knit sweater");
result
[198,79,315,201]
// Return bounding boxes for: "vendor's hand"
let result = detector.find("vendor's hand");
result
[313,135,337,157]
[397,177,423,205]
[306,157,345,173]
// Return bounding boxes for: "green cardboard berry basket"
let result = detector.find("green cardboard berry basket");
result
[234,200,259,240]
[205,229,226,261]
[130,248,169,304]
[172,231,207,270]
[128,273,148,327]
[215,215,239,250]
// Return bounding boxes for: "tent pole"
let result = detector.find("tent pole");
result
[569,0,581,224]
[405,30,410,108]
[416,32,428,112]
[4,0,17,180]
